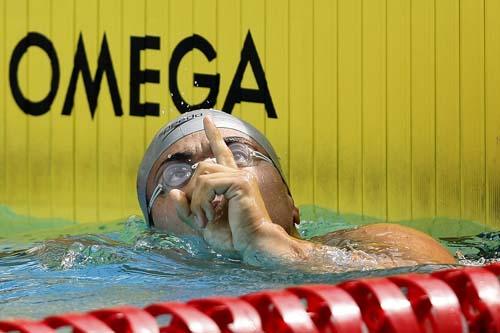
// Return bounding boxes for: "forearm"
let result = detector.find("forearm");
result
[238,222,315,266]
[237,222,402,272]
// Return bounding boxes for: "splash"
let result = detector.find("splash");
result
[0,205,498,319]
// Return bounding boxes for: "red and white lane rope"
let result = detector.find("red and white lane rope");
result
[1,263,499,333]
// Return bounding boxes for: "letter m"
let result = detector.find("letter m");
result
[62,33,122,118]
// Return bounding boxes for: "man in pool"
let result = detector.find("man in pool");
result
[137,109,455,271]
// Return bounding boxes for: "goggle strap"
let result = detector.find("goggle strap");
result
[148,184,164,214]
[251,151,274,165]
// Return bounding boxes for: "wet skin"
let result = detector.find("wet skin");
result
[147,116,455,268]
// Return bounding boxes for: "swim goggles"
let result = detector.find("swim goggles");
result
[147,142,274,214]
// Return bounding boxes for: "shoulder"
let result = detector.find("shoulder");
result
[319,223,456,265]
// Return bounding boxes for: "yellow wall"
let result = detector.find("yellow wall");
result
[0,0,499,227]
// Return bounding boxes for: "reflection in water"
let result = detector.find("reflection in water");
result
[0,206,498,319]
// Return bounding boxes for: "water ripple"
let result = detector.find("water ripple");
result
[0,214,496,319]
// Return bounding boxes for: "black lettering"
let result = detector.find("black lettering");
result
[169,34,220,113]
[223,31,277,118]
[9,32,60,116]
[62,33,122,118]
[130,36,160,117]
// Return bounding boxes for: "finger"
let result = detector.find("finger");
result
[190,173,244,224]
[189,175,217,224]
[183,161,231,198]
[191,204,208,228]
[190,174,217,226]
[169,189,190,219]
[192,160,236,176]
[168,189,201,231]
[186,178,210,229]
[203,115,238,168]
[201,196,216,223]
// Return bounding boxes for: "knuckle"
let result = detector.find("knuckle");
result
[197,174,214,193]
[196,161,215,175]
[198,161,210,168]
[166,188,177,199]
[195,162,208,173]
[192,173,206,189]
[198,174,210,185]
[166,190,179,203]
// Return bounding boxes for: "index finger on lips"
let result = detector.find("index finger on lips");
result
[203,115,237,168]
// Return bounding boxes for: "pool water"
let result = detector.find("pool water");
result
[0,205,498,319]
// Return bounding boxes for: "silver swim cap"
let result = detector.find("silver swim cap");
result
[137,109,286,226]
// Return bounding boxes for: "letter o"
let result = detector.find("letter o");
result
[9,32,60,116]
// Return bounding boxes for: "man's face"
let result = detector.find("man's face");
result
[146,129,298,236]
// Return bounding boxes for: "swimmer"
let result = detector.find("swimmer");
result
[137,109,455,271]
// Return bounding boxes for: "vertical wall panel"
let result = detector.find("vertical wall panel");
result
[216,0,240,118]
[362,0,387,219]
[240,0,266,133]
[265,0,289,181]
[313,0,338,210]
[411,0,436,219]
[387,0,411,221]
[338,0,362,214]
[461,0,485,223]
[193,0,216,120]
[73,0,98,222]
[0,1,6,205]
[484,0,500,227]
[27,0,52,219]
[98,0,123,221]
[145,0,169,145]
[289,0,313,206]
[435,0,460,218]
[169,0,193,113]
[122,0,145,215]
[5,0,29,216]
[51,0,74,221]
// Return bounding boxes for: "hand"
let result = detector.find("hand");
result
[168,116,275,255]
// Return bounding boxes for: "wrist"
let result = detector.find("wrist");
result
[236,221,313,266]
